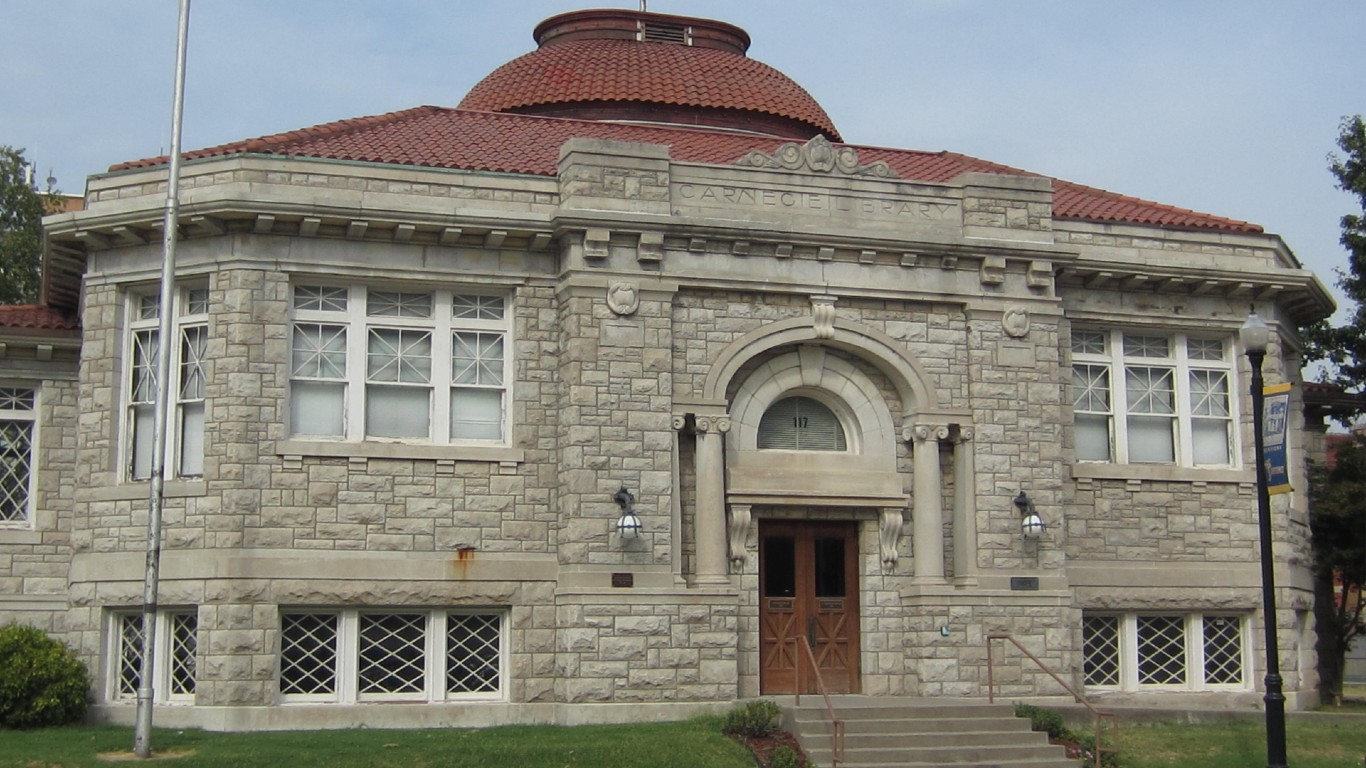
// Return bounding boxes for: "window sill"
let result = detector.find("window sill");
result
[76,480,208,503]
[277,439,524,464]
[1070,463,1250,485]
[0,525,41,545]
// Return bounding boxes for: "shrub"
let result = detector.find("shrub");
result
[0,624,90,728]
[769,745,802,768]
[721,698,783,738]
[1013,702,1067,740]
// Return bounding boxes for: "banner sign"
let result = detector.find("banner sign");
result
[1263,383,1293,495]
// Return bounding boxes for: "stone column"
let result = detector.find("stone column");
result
[911,425,948,584]
[952,427,979,586]
[695,416,731,585]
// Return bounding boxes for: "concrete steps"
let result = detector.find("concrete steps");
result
[779,696,1078,768]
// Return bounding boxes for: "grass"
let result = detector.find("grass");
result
[1117,717,1366,768]
[0,717,754,768]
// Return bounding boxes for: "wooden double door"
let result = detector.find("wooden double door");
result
[758,520,860,694]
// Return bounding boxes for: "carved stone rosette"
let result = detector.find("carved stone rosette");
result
[736,135,898,179]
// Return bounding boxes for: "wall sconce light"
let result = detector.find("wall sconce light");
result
[613,486,642,538]
[1014,491,1046,540]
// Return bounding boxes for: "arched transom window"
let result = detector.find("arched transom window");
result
[757,396,848,451]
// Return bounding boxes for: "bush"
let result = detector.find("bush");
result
[0,624,90,728]
[1013,702,1067,740]
[721,698,783,738]
[769,745,802,768]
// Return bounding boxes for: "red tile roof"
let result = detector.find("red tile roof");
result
[459,39,840,141]
[0,304,80,331]
[109,106,1262,234]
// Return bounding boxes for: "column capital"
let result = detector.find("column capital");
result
[954,426,975,443]
[904,423,950,443]
[696,416,731,434]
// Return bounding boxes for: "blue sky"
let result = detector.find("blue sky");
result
[4,1,1362,318]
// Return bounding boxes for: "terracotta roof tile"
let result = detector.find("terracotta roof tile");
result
[108,107,1263,234]
[0,304,80,331]
[459,39,839,140]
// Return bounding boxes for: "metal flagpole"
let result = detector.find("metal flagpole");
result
[134,0,191,757]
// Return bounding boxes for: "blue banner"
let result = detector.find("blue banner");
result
[1263,383,1292,495]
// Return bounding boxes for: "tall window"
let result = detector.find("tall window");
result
[279,609,505,703]
[289,286,509,443]
[1082,613,1246,691]
[111,610,198,702]
[1070,330,1233,466]
[0,387,36,525]
[757,396,847,451]
[126,288,207,480]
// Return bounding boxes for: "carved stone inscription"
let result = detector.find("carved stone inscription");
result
[675,183,956,221]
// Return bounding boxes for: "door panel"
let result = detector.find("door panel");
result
[759,521,860,694]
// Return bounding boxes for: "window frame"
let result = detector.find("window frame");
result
[0,385,38,528]
[278,608,508,704]
[287,285,512,446]
[1070,329,1238,467]
[1082,612,1250,692]
[107,609,199,704]
[122,286,209,482]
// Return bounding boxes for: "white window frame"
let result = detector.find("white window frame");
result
[1082,612,1251,692]
[1071,329,1237,467]
[0,385,38,528]
[287,285,511,445]
[123,286,208,481]
[278,608,508,704]
[107,609,198,704]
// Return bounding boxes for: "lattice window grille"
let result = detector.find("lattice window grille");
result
[358,613,427,697]
[1082,615,1121,686]
[1136,615,1187,685]
[0,386,36,524]
[1202,615,1244,685]
[447,613,502,695]
[112,611,197,701]
[280,613,340,696]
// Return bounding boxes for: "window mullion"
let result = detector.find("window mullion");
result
[339,611,358,703]
[1172,335,1195,466]
[1121,614,1138,691]
[1187,614,1203,690]
[434,291,452,444]
[429,610,445,702]
[1110,332,1130,464]
[346,291,367,442]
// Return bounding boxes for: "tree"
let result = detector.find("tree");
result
[1303,116,1366,704]
[0,145,52,305]
[1308,434,1366,705]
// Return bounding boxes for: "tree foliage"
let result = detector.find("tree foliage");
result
[1308,434,1366,703]
[0,145,53,305]
[1303,117,1366,416]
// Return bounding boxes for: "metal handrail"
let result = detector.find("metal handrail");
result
[795,635,845,768]
[986,633,1119,768]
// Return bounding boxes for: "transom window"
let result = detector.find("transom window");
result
[279,609,505,702]
[125,288,208,480]
[1082,613,1246,691]
[111,610,198,702]
[1071,329,1234,466]
[289,286,510,443]
[0,386,37,525]
[757,396,847,451]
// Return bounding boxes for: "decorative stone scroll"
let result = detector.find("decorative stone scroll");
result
[879,508,903,571]
[728,503,752,569]
[811,295,837,339]
[736,135,899,179]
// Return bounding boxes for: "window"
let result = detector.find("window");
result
[289,286,509,443]
[757,396,847,451]
[126,288,208,480]
[111,610,198,702]
[1070,330,1234,466]
[1082,613,1246,691]
[0,387,37,525]
[279,609,505,702]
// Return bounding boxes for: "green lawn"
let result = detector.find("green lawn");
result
[1117,718,1366,768]
[0,718,754,768]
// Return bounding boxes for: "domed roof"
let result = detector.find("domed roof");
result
[458,8,840,141]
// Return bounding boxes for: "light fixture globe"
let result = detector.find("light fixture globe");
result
[1239,311,1271,354]
[613,486,643,538]
[1013,491,1046,540]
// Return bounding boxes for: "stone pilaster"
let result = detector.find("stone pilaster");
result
[910,424,949,584]
[694,416,730,585]
[952,427,979,586]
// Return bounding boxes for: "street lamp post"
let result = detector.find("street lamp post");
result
[1240,311,1288,768]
